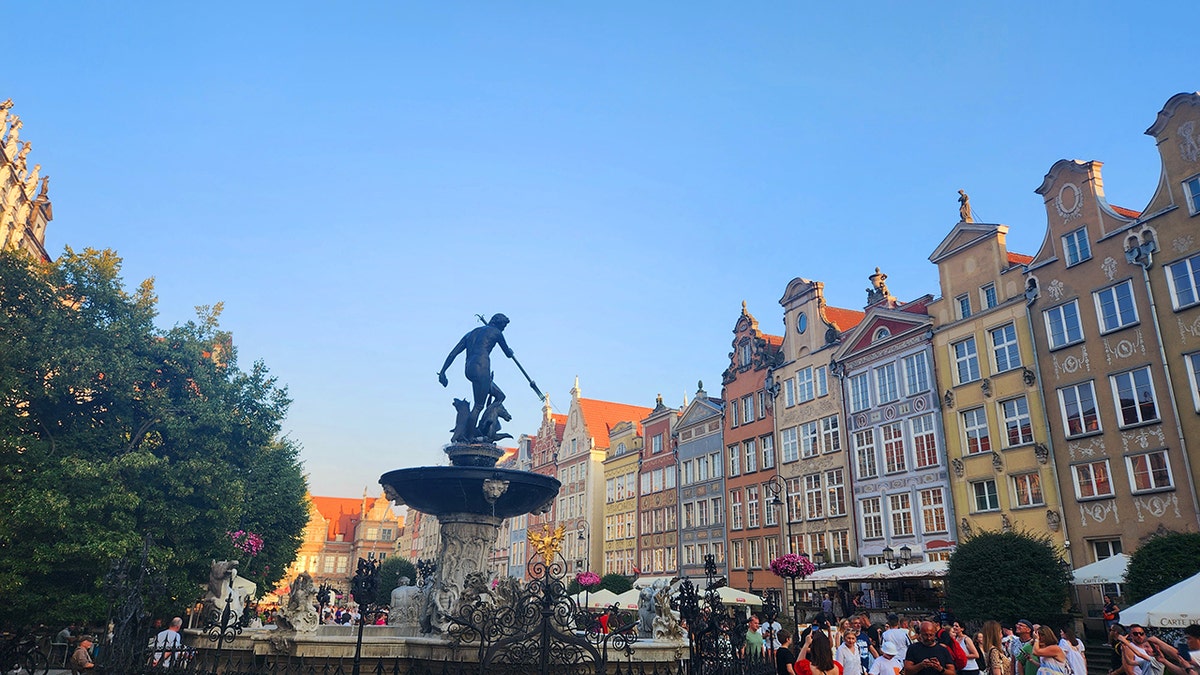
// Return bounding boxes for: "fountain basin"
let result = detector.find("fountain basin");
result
[380,466,559,519]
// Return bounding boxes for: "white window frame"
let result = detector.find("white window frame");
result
[796,367,815,403]
[1045,300,1084,349]
[1126,450,1174,493]
[971,479,1000,512]
[826,468,845,517]
[784,378,796,407]
[981,283,998,309]
[1059,380,1101,438]
[1186,352,1200,412]
[1110,366,1159,428]
[875,362,899,403]
[854,429,877,479]
[952,337,981,384]
[962,407,991,455]
[780,426,799,463]
[742,395,754,425]
[804,474,824,520]
[1011,472,1045,508]
[956,294,971,320]
[882,422,906,474]
[1072,459,1114,500]
[761,435,775,469]
[860,497,883,539]
[1184,174,1200,215]
[1166,253,1200,310]
[1063,226,1092,266]
[820,414,841,454]
[744,439,757,474]
[747,485,761,528]
[999,396,1034,448]
[815,366,829,397]
[849,372,871,412]
[888,492,913,537]
[919,487,947,534]
[910,413,938,468]
[799,421,819,459]
[902,351,930,395]
[990,323,1021,373]
[730,488,744,530]
[728,445,740,477]
[1094,280,1139,334]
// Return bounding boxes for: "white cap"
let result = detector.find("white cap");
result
[882,642,900,656]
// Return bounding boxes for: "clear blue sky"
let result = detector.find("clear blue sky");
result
[7,2,1193,497]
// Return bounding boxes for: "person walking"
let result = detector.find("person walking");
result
[838,631,866,675]
[872,643,905,675]
[1103,596,1121,633]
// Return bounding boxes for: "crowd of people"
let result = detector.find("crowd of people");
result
[733,610,1200,675]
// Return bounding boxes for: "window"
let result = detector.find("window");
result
[764,481,778,526]
[784,378,796,407]
[889,493,913,536]
[1111,367,1159,427]
[882,422,906,473]
[854,429,878,479]
[1073,460,1114,499]
[796,367,815,403]
[805,474,824,520]
[829,531,850,564]
[1168,253,1200,310]
[1059,381,1101,437]
[902,352,930,395]
[800,421,819,458]
[972,479,1000,512]
[728,445,740,477]
[962,408,991,455]
[1012,473,1045,507]
[1063,227,1092,266]
[697,498,709,526]
[875,363,899,403]
[697,456,710,481]
[860,497,884,539]
[956,294,972,319]
[1187,353,1200,412]
[826,469,846,517]
[1184,175,1200,215]
[781,427,799,463]
[739,341,752,367]
[682,503,694,529]
[849,373,871,412]
[765,537,779,564]
[742,396,754,425]
[731,540,745,569]
[711,451,723,478]
[652,433,663,454]
[747,486,761,528]
[911,414,938,468]
[1000,397,1034,447]
[1045,301,1084,349]
[1092,539,1123,561]
[1095,280,1139,332]
[953,338,981,384]
[786,478,803,523]
[744,439,757,473]
[748,539,762,569]
[981,283,998,309]
[919,488,947,533]
[816,366,829,397]
[1127,451,1173,492]
[730,489,744,530]
[761,435,775,469]
[990,323,1021,372]
[820,415,841,453]
[758,391,767,419]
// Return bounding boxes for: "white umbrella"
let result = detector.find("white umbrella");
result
[1070,554,1129,585]
[572,588,619,609]
[1119,571,1200,628]
[715,586,764,607]
[612,588,643,610]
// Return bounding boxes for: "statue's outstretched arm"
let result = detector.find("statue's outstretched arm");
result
[498,333,514,359]
[438,337,468,386]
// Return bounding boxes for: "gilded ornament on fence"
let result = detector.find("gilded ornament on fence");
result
[527,523,565,564]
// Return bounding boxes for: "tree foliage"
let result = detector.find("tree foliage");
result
[598,573,632,595]
[946,530,1070,625]
[375,557,417,605]
[1125,531,1200,603]
[0,248,309,627]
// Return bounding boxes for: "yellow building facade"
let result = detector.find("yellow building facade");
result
[603,421,642,576]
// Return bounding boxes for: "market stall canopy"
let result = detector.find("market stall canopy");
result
[1118,571,1200,628]
[1070,554,1128,585]
[715,586,763,606]
[805,566,867,583]
[891,560,949,579]
[572,588,619,609]
[612,588,641,610]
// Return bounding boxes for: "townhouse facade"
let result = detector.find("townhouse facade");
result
[637,396,681,578]
[833,270,957,565]
[773,279,865,573]
[720,302,783,595]
[284,492,405,592]
[603,420,642,575]
[677,385,726,578]
[928,219,1068,549]
[1,103,53,262]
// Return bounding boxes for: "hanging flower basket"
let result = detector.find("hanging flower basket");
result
[575,571,601,589]
[769,553,815,580]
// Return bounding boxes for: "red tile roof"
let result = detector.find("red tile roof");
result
[1007,252,1034,266]
[578,398,654,441]
[552,413,567,441]
[310,496,364,541]
[1111,205,1142,219]
[825,306,866,331]
[763,333,783,348]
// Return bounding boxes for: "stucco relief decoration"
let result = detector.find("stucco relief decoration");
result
[913,395,928,412]
[943,390,955,409]
[1104,330,1145,365]
[1121,425,1165,453]
[951,458,965,478]
[1001,513,1012,533]
[1101,257,1118,281]
[1052,347,1090,379]
[981,378,992,398]
[1079,500,1119,527]
[1034,443,1050,464]
[1179,121,1200,162]
[1067,437,1105,461]
[991,452,1003,472]
[1047,279,1066,301]
[1178,315,1200,344]
[960,518,974,539]
[1173,235,1195,254]
[1046,510,1061,532]
[1022,368,1037,386]
[855,413,868,429]
[1055,183,1083,222]
[884,405,897,420]
[1134,493,1181,522]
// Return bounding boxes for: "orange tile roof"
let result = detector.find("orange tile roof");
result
[578,398,654,440]
[825,306,866,331]
[310,495,364,541]
[497,446,518,465]
[1111,204,1142,219]
[1007,251,1033,266]
[763,333,783,347]
[552,413,567,441]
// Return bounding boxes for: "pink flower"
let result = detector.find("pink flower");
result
[575,571,601,588]
[769,554,815,579]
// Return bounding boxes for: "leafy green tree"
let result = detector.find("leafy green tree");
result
[375,557,417,605]
[598,573,632,595]
[1125,531,1200,602]
[946,530,1070,625]
[0,248,308,626]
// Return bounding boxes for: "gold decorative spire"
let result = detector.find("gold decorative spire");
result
[527,523,565,564]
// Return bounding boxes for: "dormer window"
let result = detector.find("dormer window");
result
[1063,227,1092,266]
[739,341,752,367]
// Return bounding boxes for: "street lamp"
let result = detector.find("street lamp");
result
[747,569,755,595]
[577,519,590,571]
[882,544,912,570]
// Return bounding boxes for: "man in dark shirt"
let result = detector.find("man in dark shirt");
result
[905,621,956,675]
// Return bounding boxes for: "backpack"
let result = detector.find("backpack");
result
[941,630,969,671]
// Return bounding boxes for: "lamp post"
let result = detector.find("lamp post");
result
[764,476,796,623]
[577,519,590,572]
[747,569,755,596]
[882,544,912,570]
[350,557,379,675]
